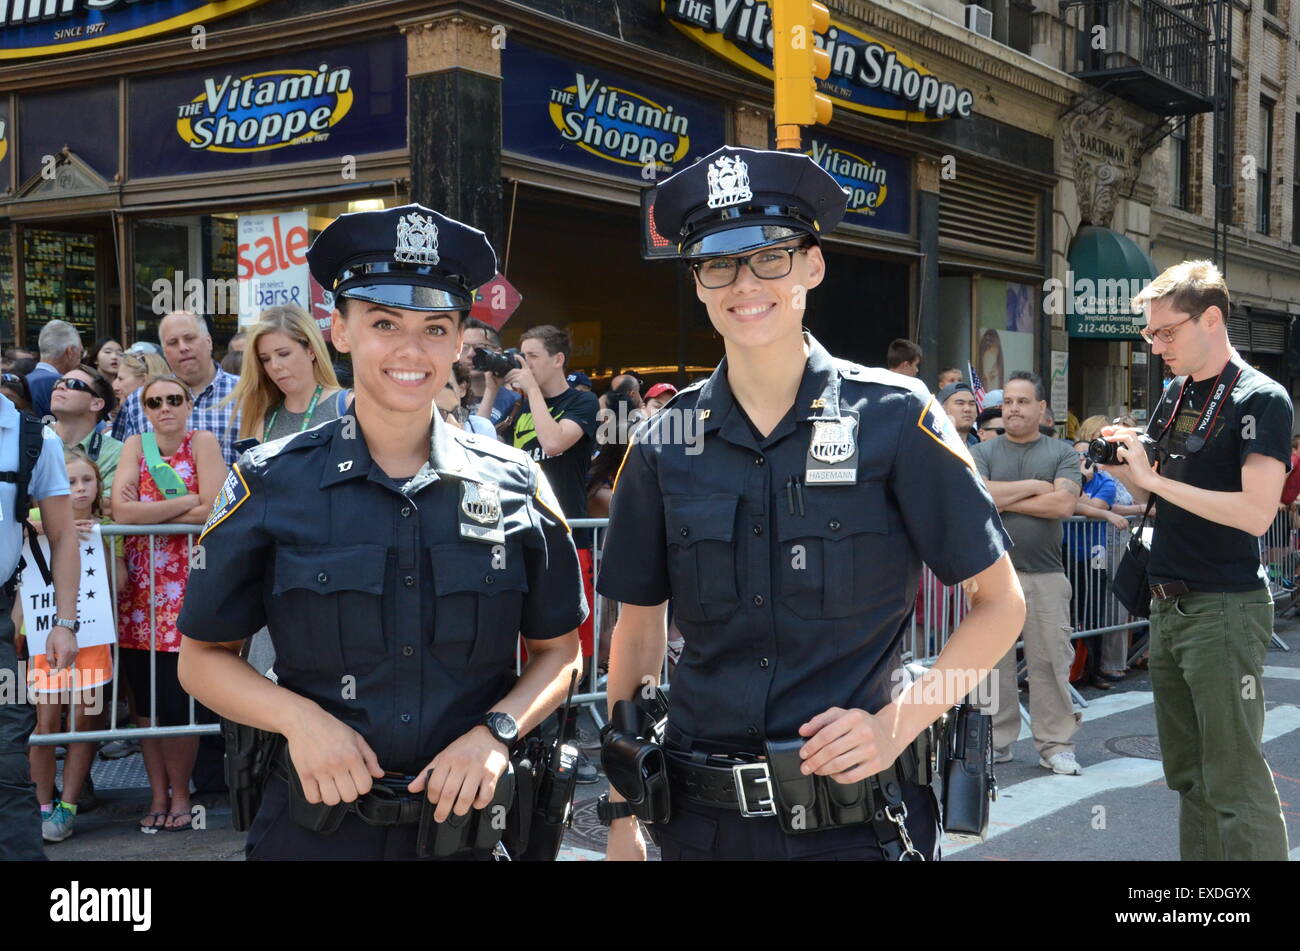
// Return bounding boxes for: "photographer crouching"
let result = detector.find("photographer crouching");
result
[1096,260,1291,860]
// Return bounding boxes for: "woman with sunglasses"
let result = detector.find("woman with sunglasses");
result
[0,372,33,414]
[111,374,226,833]
[597,147,1024,862]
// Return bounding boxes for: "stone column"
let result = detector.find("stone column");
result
[403,14,504,253]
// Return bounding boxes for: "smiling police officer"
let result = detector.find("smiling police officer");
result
[598,147,1026,861]
[177,204,585,860]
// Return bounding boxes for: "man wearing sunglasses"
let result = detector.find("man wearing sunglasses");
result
[1096,260,1292,860]
[976,406,1004,443]
[50,368,121,512]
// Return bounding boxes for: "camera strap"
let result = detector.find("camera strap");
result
[1152,351,1244,454]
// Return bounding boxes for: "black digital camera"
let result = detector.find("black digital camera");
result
[1086,433,1159,466]
[472,346,522,377]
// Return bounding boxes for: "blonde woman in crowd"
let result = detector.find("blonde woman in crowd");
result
[227,305,346,444]
[111,350,169,427]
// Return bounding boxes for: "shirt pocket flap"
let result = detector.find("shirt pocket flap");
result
[776,482,889,542]
[431,545,529,597]
[273,545,388,596]
[664,495,739,547]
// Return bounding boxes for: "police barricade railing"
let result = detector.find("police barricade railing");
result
[905,515,1152,673]
[44,512,1251,750]
[26,523,212,748]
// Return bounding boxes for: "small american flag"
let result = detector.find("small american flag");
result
[967,362,986,411]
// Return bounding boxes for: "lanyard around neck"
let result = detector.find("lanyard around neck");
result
[1155,352,1243,453]
[264,384,323,442]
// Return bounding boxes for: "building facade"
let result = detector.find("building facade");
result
[0,0,1069,393]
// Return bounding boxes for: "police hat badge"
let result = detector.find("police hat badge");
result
[395,211,440,266]
[707,154,753,208]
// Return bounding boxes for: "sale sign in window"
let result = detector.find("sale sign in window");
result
[237,210,310,327]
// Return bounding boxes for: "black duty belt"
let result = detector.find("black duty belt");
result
[1150,580,1190,600]
[271,756,423,827]
[665,736,930,817]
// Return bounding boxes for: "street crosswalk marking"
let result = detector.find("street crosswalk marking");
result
[1264,666,1300,681]
[1018,689,1155,740]
[949,703,1300,856]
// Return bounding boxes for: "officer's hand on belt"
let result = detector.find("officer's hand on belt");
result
[285,704,385,805]
[408,725,510,823]
[798,706,905,785]
[45,627,78,673]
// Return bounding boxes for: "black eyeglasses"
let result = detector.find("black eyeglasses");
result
[144,394,188,410]
[691,246,810,288]
[54,377,93,394]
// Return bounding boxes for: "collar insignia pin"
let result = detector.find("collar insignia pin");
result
[337,460,353,473]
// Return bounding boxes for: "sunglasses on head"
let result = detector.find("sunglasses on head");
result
[1,373,22,387]
[54,377,94,394]
[983,427,1005,435]
[144,394,187,410]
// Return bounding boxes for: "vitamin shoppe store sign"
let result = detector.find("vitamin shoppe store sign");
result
[662,0,973,122]
[502,43,726,181]
[0,0,270,59]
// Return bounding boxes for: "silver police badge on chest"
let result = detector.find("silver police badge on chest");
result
[459,480,505,544]
[806,412,859,485]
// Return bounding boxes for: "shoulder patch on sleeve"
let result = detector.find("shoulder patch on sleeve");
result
[531,466,571,534]
[917,397,975,469]
[199,464,251,543]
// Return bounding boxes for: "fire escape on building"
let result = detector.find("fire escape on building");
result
[1058,0,1228,269]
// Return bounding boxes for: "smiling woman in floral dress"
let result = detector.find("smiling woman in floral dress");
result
[112,374,226,833]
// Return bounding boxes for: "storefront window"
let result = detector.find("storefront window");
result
[24,228,98,345]
[0,228,13,346]
[131,195,404,354]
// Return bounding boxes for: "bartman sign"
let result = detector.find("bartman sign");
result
[664,0,973,122]
[0,0,270,59]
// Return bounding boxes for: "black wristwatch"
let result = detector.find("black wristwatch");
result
[597,794,634,826]
[482,711,518,749]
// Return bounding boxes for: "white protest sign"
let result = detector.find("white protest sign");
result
[20,524,114,657]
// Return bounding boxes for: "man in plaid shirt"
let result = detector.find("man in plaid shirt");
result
[112,312,242,465]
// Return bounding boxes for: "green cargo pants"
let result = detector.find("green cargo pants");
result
[1149,587,1289,861]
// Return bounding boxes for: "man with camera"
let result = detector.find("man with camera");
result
[1098,260,1291,860]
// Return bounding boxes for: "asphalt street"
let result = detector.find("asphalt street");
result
[40,615,1300,862]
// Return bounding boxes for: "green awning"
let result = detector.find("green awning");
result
[1065,226,1157,339]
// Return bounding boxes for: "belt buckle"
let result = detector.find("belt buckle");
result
[732,762,776,818]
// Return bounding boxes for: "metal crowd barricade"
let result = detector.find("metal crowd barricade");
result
[1260,508,1297,648]
[30,510,1293,750]
[27,524,211,747]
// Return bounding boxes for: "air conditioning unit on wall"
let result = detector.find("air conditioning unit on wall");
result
[965,3,993,38]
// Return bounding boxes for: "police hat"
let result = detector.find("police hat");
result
[652,146,849,259]
[308,203,497,312]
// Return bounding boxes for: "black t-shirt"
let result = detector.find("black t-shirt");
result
[1147,360,1293,591]
[513,386,600,547]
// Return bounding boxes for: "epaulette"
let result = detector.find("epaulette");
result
[241,425,326,470]
[835,360,931,398]
[454,430,531,469]
[658,378,707,411]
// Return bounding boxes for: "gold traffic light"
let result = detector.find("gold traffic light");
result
[772,0,833,151]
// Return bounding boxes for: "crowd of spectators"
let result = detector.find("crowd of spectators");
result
[4,322,1180,837]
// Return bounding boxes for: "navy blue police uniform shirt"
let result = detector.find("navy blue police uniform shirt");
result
[177,411,588,775]
[596,334,1012,754]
